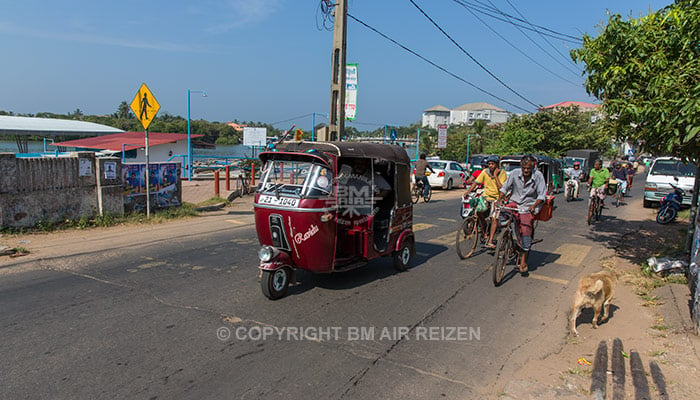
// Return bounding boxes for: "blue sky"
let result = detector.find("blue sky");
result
[0,0,670,131]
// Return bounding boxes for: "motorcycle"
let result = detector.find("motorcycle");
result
[656,181,685,224]
[564,175,578,202]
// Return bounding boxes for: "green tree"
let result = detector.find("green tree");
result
[571,0,699,159]
[571,0,700,249]
[114,101,132,119]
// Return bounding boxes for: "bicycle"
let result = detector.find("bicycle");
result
[411,177,432,204]
[238,168,253,196]
[587,188,604,225]
[455,191,491,259]
[492,205,539,286]
[609,180,623,207]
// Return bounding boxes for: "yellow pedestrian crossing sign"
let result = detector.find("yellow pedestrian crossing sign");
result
[130,83,160,130]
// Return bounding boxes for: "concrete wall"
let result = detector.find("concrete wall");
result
[0,153,124,228]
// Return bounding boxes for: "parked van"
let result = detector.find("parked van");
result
[644,157,696,208]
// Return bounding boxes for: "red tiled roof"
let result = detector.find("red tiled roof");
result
[52,132,203,152]
[540,101,600,109]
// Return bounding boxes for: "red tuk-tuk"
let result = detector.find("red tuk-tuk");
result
[254,142,415,299]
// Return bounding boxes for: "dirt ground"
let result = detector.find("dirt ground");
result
[501,198,700,399]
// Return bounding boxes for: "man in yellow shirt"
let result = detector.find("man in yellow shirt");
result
[464,155,507,248]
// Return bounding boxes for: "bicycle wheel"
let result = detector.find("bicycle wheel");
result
[615,191,621,207]
[587,198,594,225]
[493,228,513,286]
[596,198,603,221]
[411,185,421,204]
[456,216,479,259]
[423,185,432,202]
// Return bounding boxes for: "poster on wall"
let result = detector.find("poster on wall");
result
[79,158,93,176]
[104,161,117,179]
[122,163,181,212]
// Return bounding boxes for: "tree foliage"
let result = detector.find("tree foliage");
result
[488,106,609,157]
[571,0,700,160]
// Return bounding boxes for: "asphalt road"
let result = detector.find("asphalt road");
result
[1,183,637,399]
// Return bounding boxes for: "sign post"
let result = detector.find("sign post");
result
[437,124,447,149]
[130,83,161,218]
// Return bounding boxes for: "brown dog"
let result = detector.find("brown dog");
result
[570,271,617,336]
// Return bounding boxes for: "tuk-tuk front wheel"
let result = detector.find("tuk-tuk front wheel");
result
[261,267,291,300]
[393,240,413,272]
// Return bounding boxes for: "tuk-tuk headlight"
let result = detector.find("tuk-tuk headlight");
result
[258,246,274,262]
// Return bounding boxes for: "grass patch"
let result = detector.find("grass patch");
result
[0,204,200,234]
[196,196,230,206]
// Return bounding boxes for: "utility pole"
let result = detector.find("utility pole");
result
[328,0,347,142]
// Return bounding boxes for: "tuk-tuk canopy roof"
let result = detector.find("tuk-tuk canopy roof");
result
[501,154,552,164]
[265,141,411,164]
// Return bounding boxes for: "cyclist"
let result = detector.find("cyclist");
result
[465,158,489,186]
[610,162,628,203]
[464,155,506,249]
[498,155,547,276]
[564,161,584,199]
[587,159,609,208]
[414,154,435,200]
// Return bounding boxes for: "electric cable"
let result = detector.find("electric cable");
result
[347,13,534,113]
[456,0,581,87]
[482,0,580,76]
[409,0,539,109]
[502,0,580,69]
[452,0,582,44]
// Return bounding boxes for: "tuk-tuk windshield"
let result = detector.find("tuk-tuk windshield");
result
[563,157,585,168]
[258,160,332,198]
[501,162,520,173]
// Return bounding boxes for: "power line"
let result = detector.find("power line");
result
[453,0,582,44]
[503,0,580,70]
[482,0,580,76]
[270,113,315,126]
[409,0,539,109]
[347,13,534,113]
[455,0,582,87]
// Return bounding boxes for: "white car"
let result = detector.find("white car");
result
[644,157,696,207]
[424,160,466,190]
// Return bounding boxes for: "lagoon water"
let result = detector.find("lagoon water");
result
[0,140,417,160]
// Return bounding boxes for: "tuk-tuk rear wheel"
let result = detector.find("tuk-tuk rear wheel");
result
[261,267,291,300]
[393,240,413,272]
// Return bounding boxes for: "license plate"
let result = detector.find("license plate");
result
[258,195,299,208]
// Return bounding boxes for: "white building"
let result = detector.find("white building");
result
[421,102,511,129]
[421,105,451,129]
[450,102,510,126]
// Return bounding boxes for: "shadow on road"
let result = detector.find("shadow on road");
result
[287,243,448,296]
[582,212,685,264]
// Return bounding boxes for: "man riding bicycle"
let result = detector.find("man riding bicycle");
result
[587,160,609,207]
[564,161,584,199]
[498,155,547,276]
[464,155,507,249]
[610,162,628,202]
[414,153,435,200]
[465,158,489,187]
